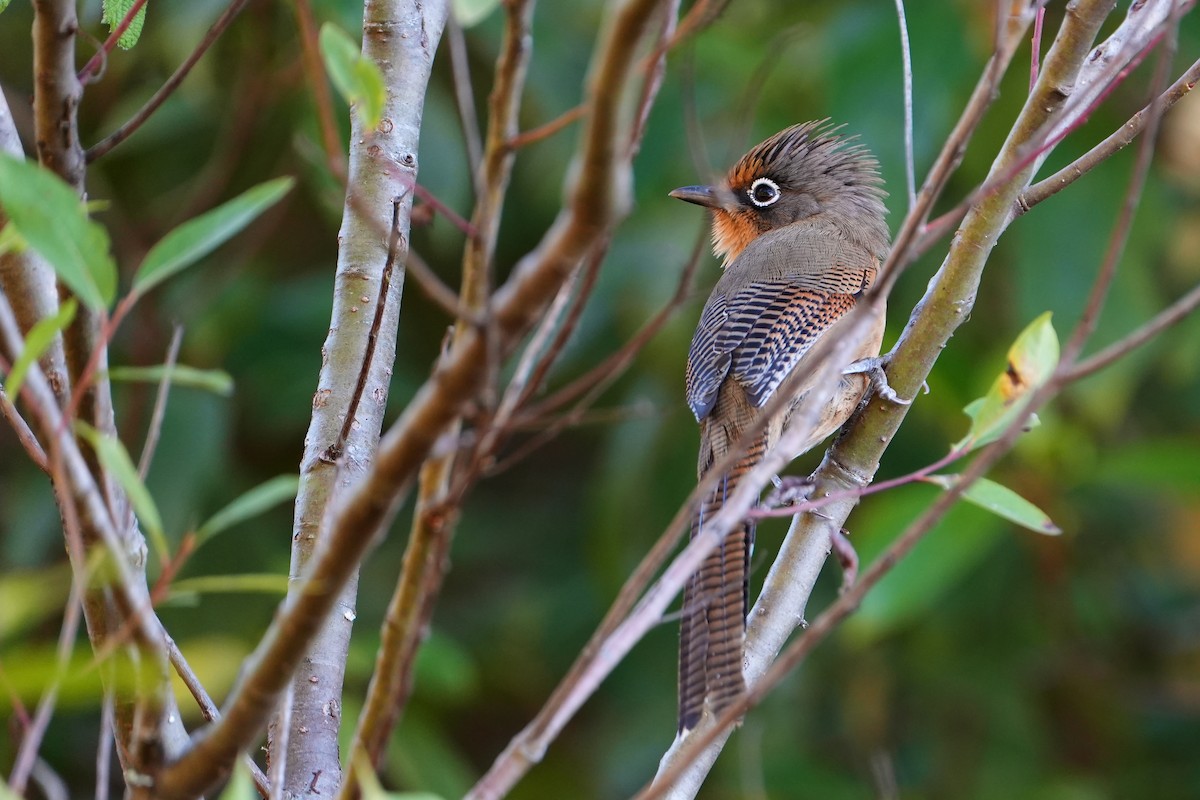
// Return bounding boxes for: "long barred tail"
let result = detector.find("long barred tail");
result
[677,431,765,733]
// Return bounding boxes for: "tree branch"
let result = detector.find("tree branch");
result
[267,2,450,798]
[85,0,253,163]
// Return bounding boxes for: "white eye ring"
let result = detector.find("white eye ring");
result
[748,177,780,207]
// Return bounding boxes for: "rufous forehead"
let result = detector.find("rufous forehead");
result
[726,154,771,188]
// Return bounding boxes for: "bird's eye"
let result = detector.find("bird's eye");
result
[748,177,780,207]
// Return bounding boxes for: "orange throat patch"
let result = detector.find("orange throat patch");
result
[711,210,759,267]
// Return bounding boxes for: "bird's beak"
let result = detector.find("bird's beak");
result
[669,184,720,209]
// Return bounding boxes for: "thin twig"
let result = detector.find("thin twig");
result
[0,379,48,472]
[136,325,183,480]
[269,685,292,800]
[86,0,254,162]
[630,0,681,156]
[1030,4,1045,91]
[77,0,149,83]
[749,446,966,520]
[1018,56,1200,215]
[1060,12,1177,366]
[96,692,114,800]
[484,243,599,450]
[1064,280,1200,381]
[165,638,273,797]
[658,0,731,55]
[8,579,84,794]
[405,247,484,324]
[413,183,478,238]
[294,0,348,182]
[340,3,536,792]
[920,27,1170,257]
[508,104,586,149]
[447,14,484,179]
[519,224,706,421]
[894,0,917,211]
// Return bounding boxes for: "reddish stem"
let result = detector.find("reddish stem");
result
[78,0,150,83]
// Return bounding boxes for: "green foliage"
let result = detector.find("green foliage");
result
[101,0,147,50]
[193,475,300,547]
[106,364,234,396]
[0,155,116,311]
[957,311,1059,451]
[4,298,76,399]
[168,574,290,604]
[74,421,168,563]
[132,177,295,297]
[925,474,1061,535]
[319,23,386,130]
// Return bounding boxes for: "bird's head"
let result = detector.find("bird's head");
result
[670,121,888,266]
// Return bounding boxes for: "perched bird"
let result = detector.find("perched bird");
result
[671,121,892,733]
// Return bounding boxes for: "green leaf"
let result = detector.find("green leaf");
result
[169,574,290,597]
[319,23,386,129]
[132,177,294,296]
[217,758,256,800]
[5,298,76,399]
[926,474,1061,535]
[194,475,300,547]
[0,218,26,256]
[0,155,117,311]
[106,364,234,396]
[956,311,1059,451]
[101,0,147,50]
[74,422,168,563]
[452,0,500,27]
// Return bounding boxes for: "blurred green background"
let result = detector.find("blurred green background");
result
[2,1,1200,797]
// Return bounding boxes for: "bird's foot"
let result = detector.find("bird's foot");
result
[845,356,911,405]
[831,527,858,593]
[763,475,815,509]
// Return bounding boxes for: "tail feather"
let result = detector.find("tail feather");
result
[678,433,763,733]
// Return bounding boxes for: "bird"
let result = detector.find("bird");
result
[670,121,892,733]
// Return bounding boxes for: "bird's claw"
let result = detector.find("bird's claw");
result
[844,356,911,406]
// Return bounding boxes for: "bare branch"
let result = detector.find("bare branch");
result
[343,0,538,789]
[1060,13,1178,366]
[1018,56,1200,214]
[9,580,84,794]
[136,325,183,480]
[405,247,484,324]
[1063,280,1200,381]
[294,0,348,182]
[0,379,48,471]
[894,0,916,211]
[86,0,254,162]
[153,3,451,796]
[77,0,149,83]
[447,14,484,179]
[508,104,586,149]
